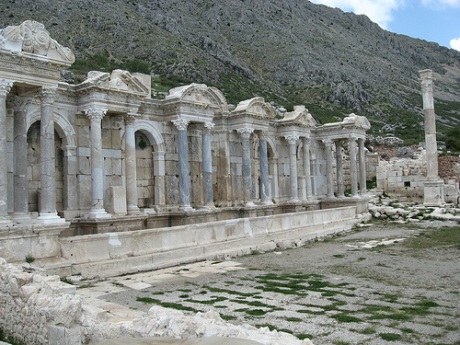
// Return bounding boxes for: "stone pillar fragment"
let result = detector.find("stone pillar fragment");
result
[62,145,78,218]
[37,87,64,223]
[12,97,31,221]
[86,108,110,218]
[259,131,271,204]
[125,114,140,214]
[172,119,192,210]
[336,140,345,198]
[286,135,300,202]
[348,137,358,197]
[358,138,367,195]
[202,122,214,207]
[419,69,445,206]
[237,127,254,207]
[0,79,13,222]
[323,139,334,198]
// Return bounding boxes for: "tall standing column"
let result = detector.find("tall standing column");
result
[0,79,13,222]
[336,140,345,198]
[173,119,192,210]
[286,135,300,202]
[323,139,334,198]
[237,127,255,207]
[259,131,271,205]
[302,138,312,200]
[358,138,367,195]
[348,137,358,197]
[125,114,140,214]
[86,108,110,219]
[12,97,31,221]
[202,122,214,208]
[37,87,64,223]
[419,69,445,205]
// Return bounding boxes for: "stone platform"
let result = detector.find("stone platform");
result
[95,336,262,345]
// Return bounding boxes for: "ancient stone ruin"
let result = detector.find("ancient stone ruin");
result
[0,20,372,345]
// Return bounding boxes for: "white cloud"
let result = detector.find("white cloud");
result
[450,37,460,51]
[309,0,402,29]
[422,0,460,7]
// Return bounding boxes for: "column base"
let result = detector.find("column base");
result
[37,212,67,225]
[127,205,141,215]
[423,181,445,206]
[11,212,32,224]
[286,198,302,205]
[245,201,255,208]
[179,206,194,212]
[261,199,273,205]
[86,208,111,219]
[0,216,13,227]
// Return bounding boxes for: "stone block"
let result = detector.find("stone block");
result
[108,186,127,215]
[48,325,81,345]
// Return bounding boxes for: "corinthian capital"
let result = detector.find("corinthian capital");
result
[203,122,215,132]
[86,107,107,120]
[322,138,333,147]
[39,86,58,105]
[236,127,254,139]
[172,119,190,131]
[0,79,13,98]
[9,96,32,112]
[285,134,299,145]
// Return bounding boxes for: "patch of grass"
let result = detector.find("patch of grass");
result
[297,333,314,340]
[357,257,366,261]
[332,313,363,323]
[400,327,415,334]
[135,297,198,312]
[379,333,402,341]
[25,255,35,263]
[184,296,227,305]
[220,314,237,321]
[245,309,268,316]
[333,254,345,258]
[202,285,254,297]
[405,226,460,250]
[286,317,303,322]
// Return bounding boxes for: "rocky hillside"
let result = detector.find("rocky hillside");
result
[2,0,460,142]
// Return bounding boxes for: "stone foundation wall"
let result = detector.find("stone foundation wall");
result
[0,258,312,345]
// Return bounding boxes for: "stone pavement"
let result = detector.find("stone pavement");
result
[95,336,262,344]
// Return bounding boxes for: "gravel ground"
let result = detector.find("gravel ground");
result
[102,220,460,345]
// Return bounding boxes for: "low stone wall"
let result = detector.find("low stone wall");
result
[60,207,359,278]
[0,258,313,345]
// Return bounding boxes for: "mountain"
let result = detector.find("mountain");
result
[2,0,460,143]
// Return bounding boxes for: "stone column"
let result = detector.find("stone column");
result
[37,87,64,223]
[12,97,31,221]
[323,139,334,198]
[86,108,110,219]
[0,79,13,222]
[237,127,254,207]
[302,137,312,200]
[125,114,140,214]
[62,145,78,218]
[259,131,271,204]
[172,119,192,210]
[419,69,445,206]
[153,151,166,206]
[358,138,367,195]
[336,140,345,198]
[202,122,214,208]
[286,135,300,202]
[348,137,358,197]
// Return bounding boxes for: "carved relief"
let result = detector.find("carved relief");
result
[0,20,75,65]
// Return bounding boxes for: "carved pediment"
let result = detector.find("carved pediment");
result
[81,69,149,95]
[342,113,371,129]
[0,20,75,66]
[166,83,227,109]
[232,97,275,119]
[278,105,316,127]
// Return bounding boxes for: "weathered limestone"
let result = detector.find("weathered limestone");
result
[125,114,140,214]
[419,69,445,206]
[348,137,358,197]
[336,140,345,198]
[237,127,255,207]
[173,119,192,211]
[202,122,214,208]
[358,138,367,195]
[86,108,111,219]
[0,79,13,223]
[302,138,312,200]
[286,135,300,202]
[259,132,272,204]
[323,139,334,198]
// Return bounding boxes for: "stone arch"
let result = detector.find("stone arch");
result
[132,120,166,207]
[27,111,76,147]
[26,110,73,215]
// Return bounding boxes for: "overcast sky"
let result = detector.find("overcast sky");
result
[309,0,460,51]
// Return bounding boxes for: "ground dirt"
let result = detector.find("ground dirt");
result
[101,221,460,345]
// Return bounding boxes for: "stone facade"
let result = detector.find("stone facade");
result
[0,20,371,269]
